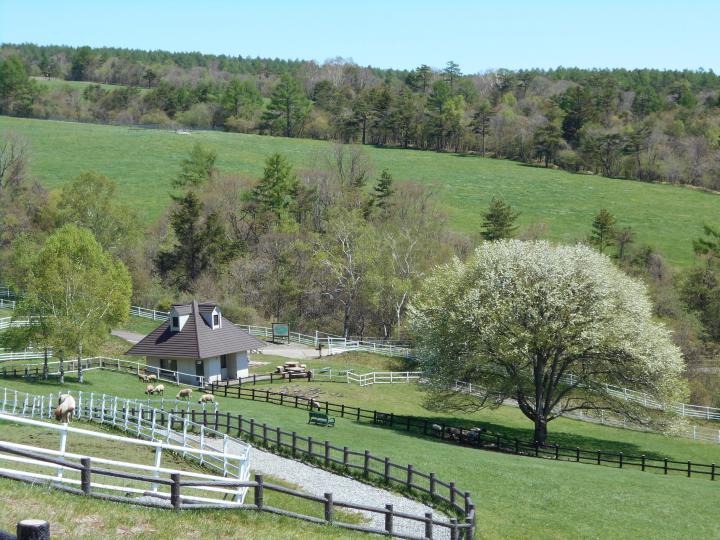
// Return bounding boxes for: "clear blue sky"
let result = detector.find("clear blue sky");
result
[1,0,716,73]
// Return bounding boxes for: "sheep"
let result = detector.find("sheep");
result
[138,373,149,383]
[54,394,76,423]
[144,384,155,395]
[198,394,215,404]
[176,388,193,401]
[147,374,158,382]
[153,384,165,395]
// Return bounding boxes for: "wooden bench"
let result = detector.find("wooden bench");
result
[308,411,335,427]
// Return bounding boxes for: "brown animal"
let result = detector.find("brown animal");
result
[54,394,76,423]
[144,385,155,395]
[198,394,215,404]
[176,388,193,400]
[153,384,165,395]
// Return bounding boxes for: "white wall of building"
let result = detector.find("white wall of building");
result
[146,350,251,384]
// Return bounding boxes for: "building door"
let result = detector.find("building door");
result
[195,360,204,383]
[220,355,228,380]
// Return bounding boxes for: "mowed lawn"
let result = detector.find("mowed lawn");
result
[1,369,719,539]
[0,420,367,539]
[1,116,718,267]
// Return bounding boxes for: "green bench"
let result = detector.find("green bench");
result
[308,411,335,427]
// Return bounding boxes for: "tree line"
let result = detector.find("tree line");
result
[2,44,720,189]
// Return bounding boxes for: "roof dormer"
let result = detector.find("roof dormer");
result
[199,303,222,330]
[169,305,190,332]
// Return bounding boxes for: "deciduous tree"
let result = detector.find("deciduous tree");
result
[410,240,686,444]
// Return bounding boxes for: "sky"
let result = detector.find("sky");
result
[0,0,716,73]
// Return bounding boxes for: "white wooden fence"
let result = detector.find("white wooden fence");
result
[452,380,720,445]
[0,388,251,504]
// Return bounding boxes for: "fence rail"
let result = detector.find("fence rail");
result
[0,387,475,539]
[206,382,719,482]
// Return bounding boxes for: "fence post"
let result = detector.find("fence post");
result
[430,472,436,496]
[425,512,434,539]
[449,518,459,540]
[712,463,716,481]
[343,446,349,466]
[688,461,691,478]
[170,473,181,509]
[619,452,623,469]
[385,504,394,535]
[292,432,297,457]
[324,492,333,524]
[384,457,390,482]
[664,458,668,475]
[641,455,646,472]
[254,474,264,510]
[364,450,370,477]
[324,441,330,465]
[16,520,50,540]
[80,457,92,495]
[407,464,414,487]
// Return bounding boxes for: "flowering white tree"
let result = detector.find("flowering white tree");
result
[410,240,686,444]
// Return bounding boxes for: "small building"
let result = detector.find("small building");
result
[127,300,265,385]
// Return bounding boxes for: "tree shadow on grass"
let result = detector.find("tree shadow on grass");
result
[351,414,679,462]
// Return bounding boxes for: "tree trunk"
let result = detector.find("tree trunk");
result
[533,416,548,445]
[43,347,48,380]
[77,344,83,384]
[59,353,64,385]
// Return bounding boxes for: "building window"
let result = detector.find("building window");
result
[213,313,219,327]
[172,316,179,330]
[220,355,227,369]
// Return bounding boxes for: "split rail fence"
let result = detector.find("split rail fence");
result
[207,382,719,482]
[0,387,475,539]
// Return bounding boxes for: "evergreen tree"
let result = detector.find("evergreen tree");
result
[262,74,311,137]
[481,198,519,240]
[174,143,217,188]
[533,123,562,166]
[470,100,493,155]
[443,61,462,92]
[158,191,235,290]
[250,153,300,222]
[590,208,617,254]
[365,169,395,219]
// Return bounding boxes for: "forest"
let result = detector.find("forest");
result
[1,43,719,189]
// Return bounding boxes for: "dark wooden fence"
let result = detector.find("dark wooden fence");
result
[0,436,474,540]
[208,382,719,482]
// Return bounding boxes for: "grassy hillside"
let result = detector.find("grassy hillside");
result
[2,369,719,539]
[1,116,718,266]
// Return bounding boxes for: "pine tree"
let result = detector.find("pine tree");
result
[481,198,519,240]
[590,208,617,254]
[250,153,299,221]
[470,101,493,155]
[174,143,217,188]
[262,74,311,137]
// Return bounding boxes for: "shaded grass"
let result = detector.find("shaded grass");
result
[1,116,718,267]
[1,370,719,538]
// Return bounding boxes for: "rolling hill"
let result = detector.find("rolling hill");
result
[1,115,718,267]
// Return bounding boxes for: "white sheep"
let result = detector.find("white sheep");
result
[176,388,193,400]
[144,384,155,395]
[198,394,215,404]
[153,384,165,395]
[54,394,76,423]
[147,374,158,382]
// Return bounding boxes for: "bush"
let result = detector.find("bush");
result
[557,149,583,172]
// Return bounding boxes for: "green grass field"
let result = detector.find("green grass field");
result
[1,116,717,267]
[1,363,719,539]
[0,420,367,539]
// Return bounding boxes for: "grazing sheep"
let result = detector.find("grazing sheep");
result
[308,398,321,411]
[144,384,155,395]
[138,373,149,382]
[176,388,193,400]
[54,394,76,423]
[147,374,158,382]
[153,384,165,395]
[198,394,215,404]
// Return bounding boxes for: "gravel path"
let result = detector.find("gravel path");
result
[202,436,452,539]
[111,329,145,344]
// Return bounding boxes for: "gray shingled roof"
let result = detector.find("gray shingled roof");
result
[127,300,266,359]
